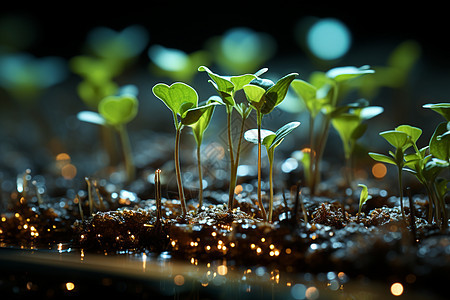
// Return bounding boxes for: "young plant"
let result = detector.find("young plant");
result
[152,82,216,217]
[243,72,298,220]
[244,121,300,222]
[188,98,217,209]
[198,66,265,211]
[330,100,383,189]
[402,103,450,227]
[291,66,374,196]
[368,124,422,221]
[77,89,139,183]
[357,183,371,220]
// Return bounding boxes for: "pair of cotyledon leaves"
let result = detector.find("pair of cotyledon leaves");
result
[198,65,297,116]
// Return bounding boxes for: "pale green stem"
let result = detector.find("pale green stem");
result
[227,108,236,211]
[197,144,203,210]
[311,116,331,195]
[308,115,315,191]
[257,112,267,221]
[174,121,187,217]
[268,149,274,223]
[397,166,406,222]
[117,124,135,183]
[228,115,247,211]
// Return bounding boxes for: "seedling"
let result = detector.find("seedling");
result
[243,72,298,220]
[291,66,374,195]
[188,98,217,209]
[77,89,139,183]
[400,103,450,227]
[357,183,371,221]
[330,99,383,189]
[198,66,265,211]
[152,82,216,217]
[369,124,422,221]
[244,121,300,222]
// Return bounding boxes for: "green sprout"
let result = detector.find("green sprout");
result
[331,100,383,189]
[244,121,300,222]
[357,183,371,220]
[198,65,265,211]
[369,125,422,221]
[152,82,216,217]
[188,98,217,209]
[401,103,450,227]
[77,89,139,184]
[291,66,375,196]
[243,72,298,220]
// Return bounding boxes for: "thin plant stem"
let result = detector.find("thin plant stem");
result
[268,150,274,223]
[256,112,267,221]
[311,116,331,195]
[76,194,84,222]
[117,124,135,183]
[155,169,162,222]
[228,115,247,211]
[175,125,187,217]
[397,166,406,222]
[85,177,93,216]
[197,144,203,209]
[227,109,236,210]
[308,115,315,191]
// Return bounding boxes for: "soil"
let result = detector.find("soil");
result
[1,170,449,299]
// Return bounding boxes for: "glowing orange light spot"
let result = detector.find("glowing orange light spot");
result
[390,282,403,296]
[217,265,228,276]
[372,163,387,179]
[174,275,185,286]
[56,153,71,161]
[234,184,243,194]
[65,282,75,291]
[62,164,77,180]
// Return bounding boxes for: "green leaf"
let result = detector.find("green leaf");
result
[357,183,371,214]
[243,84,266,110]
[423,103,450,121]
[368,152,397,165]
[230,74,257,91]
[291,79,320,117]
[332,114,361,158]
[188,101,216,145]
[260,73,298,114]
[380,130,409,149]
[423,158,450,180]
[430,122,450,161]
[152,82,198,116]
[326,65,375,82]
[395,124,422,145]
[98,94,138,126]
[198,66,234,94]
[244,129,275,145]
[269,121,301,150]
[181,102,216,126]
[249,77,274,90]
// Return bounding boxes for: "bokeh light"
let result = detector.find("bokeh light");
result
[306,18,351,61]
[148,45,188,72]
[390,282,404,296]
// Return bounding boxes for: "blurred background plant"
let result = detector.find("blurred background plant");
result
[0,5,447,195]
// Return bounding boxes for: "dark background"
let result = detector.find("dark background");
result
[2,3,449,65]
